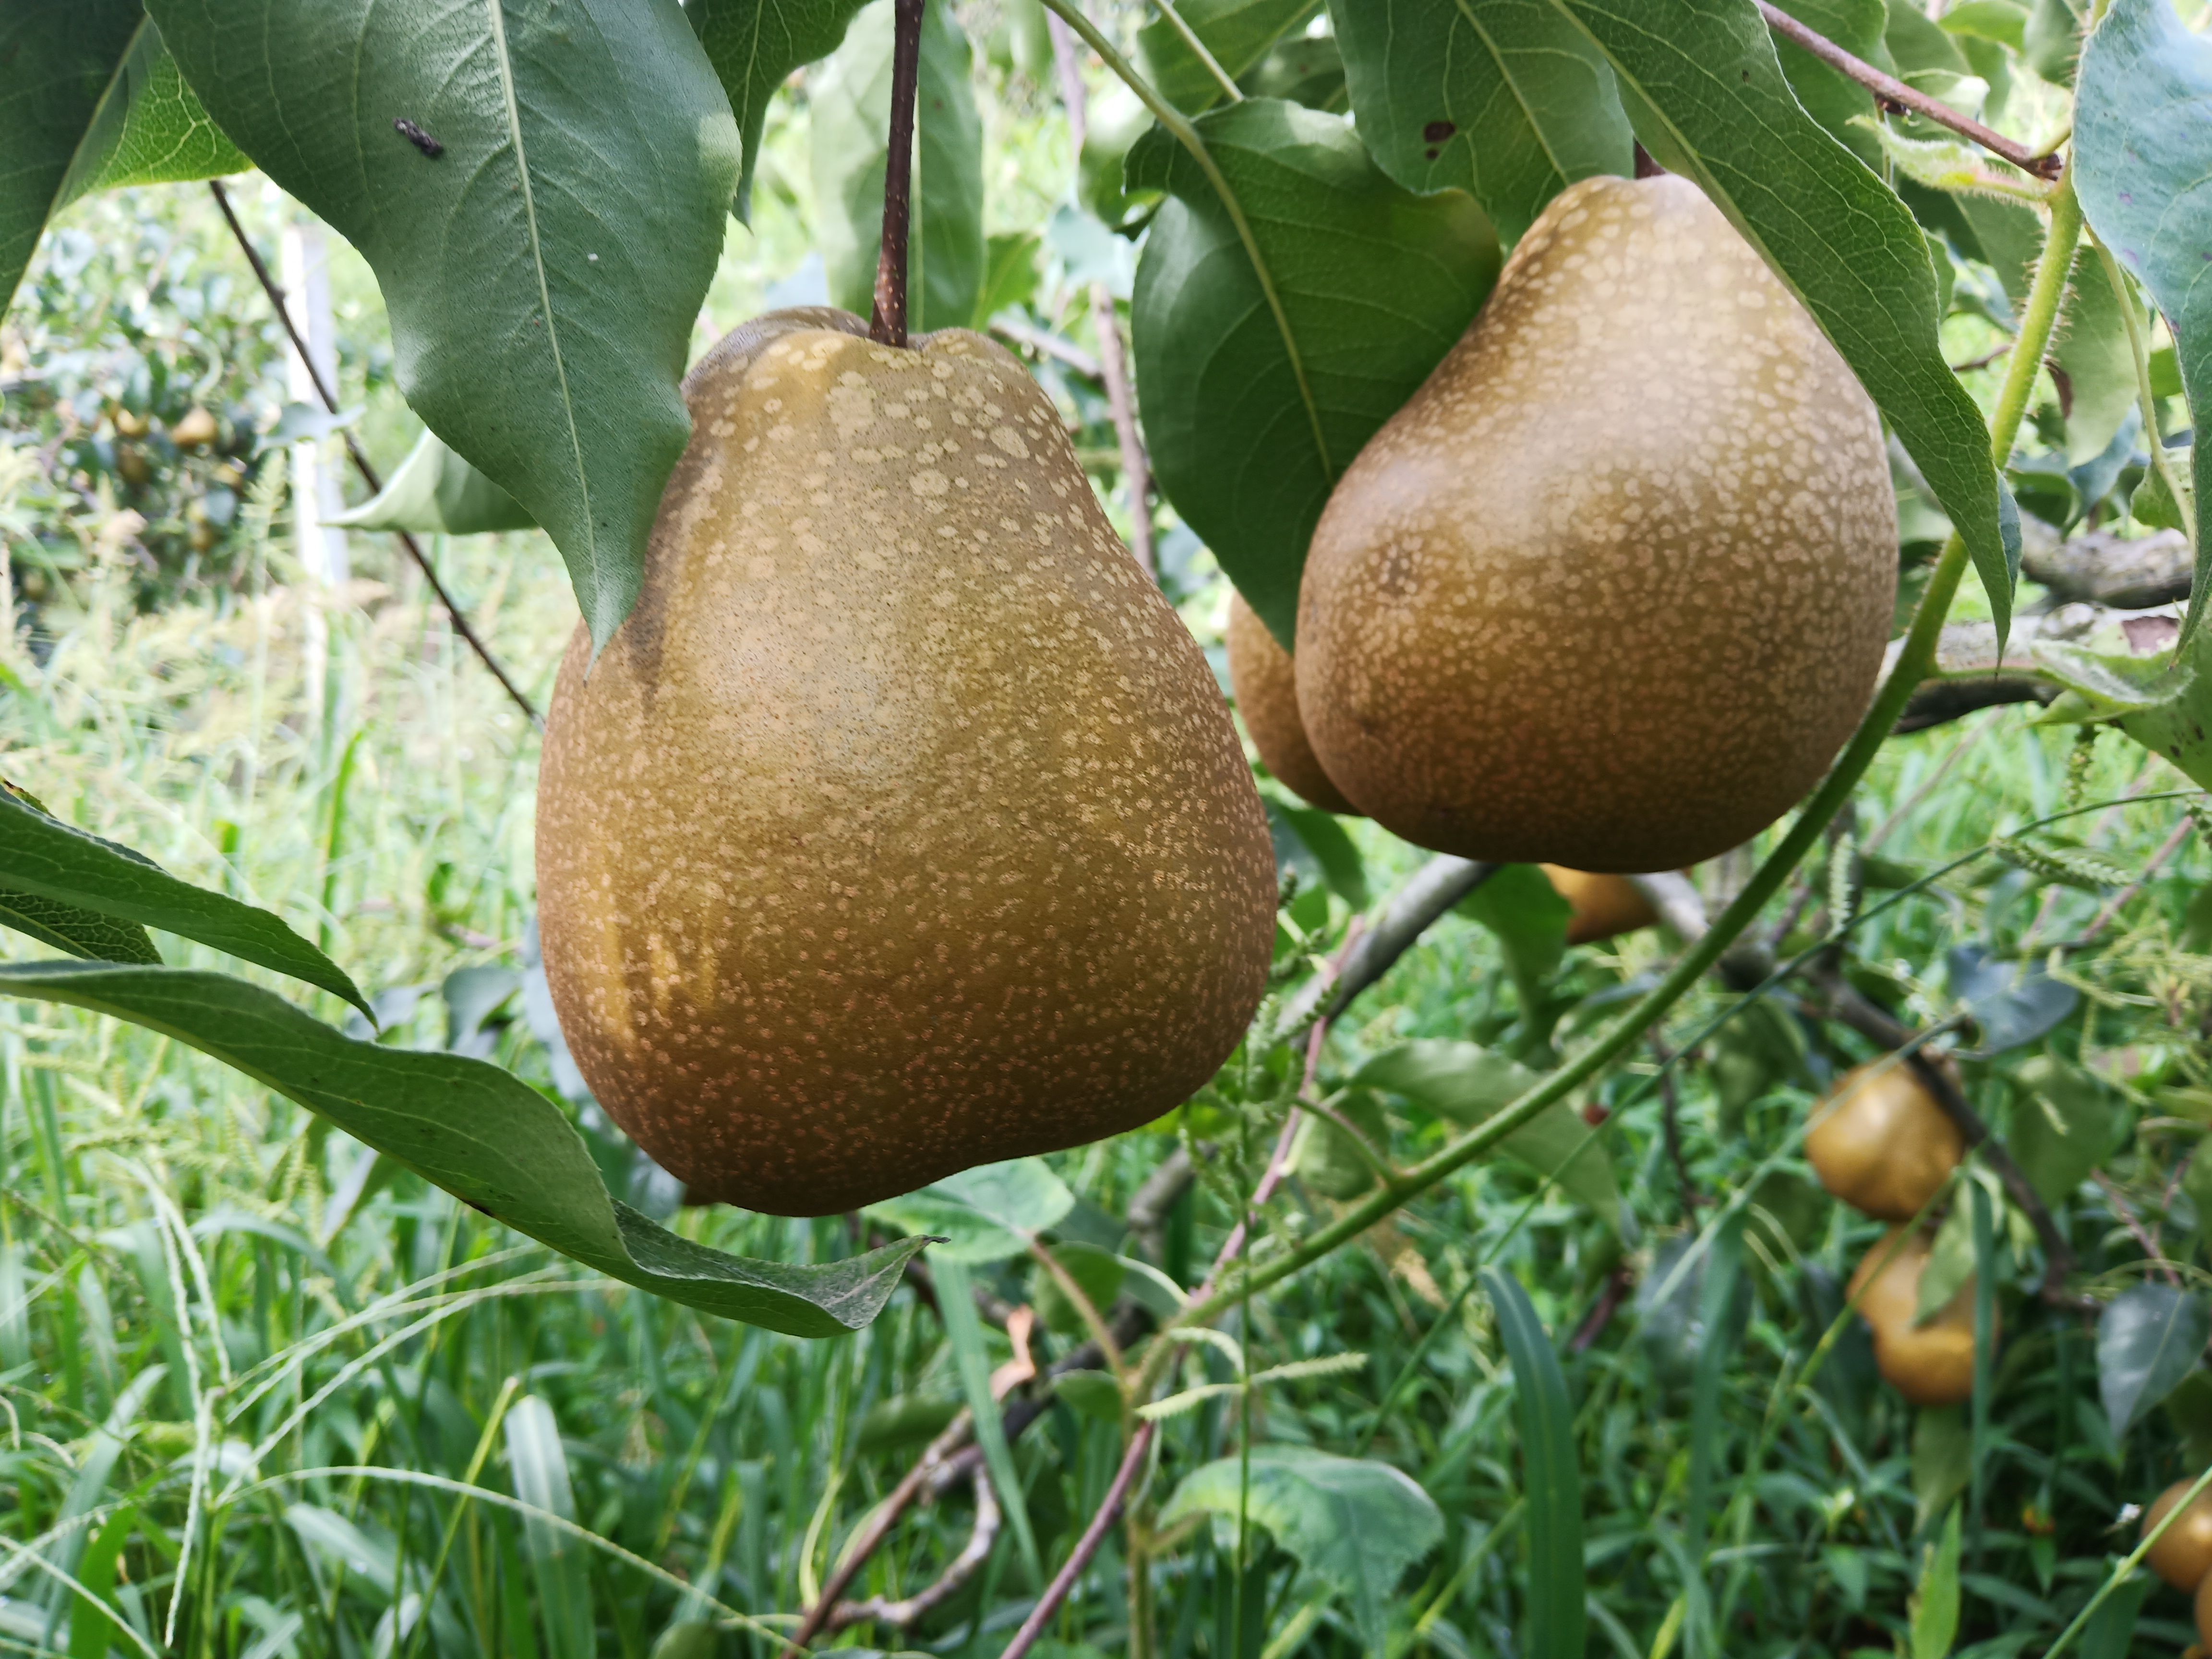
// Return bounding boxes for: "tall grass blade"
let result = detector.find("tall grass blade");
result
[933,1256,1044,1585]
[504,1395,595,1659]
[1481,1266,1584,1659]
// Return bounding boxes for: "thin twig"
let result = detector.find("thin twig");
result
[1091,284,1155,576]
[998,1420,1156,1659]
[990,316,1104,380]
[2092,1171,2180,1287]
[2063,817,2193,949]
[206,180,541,728]
[1754,0,2064,179]
[825,1461,1001,1634]
[869,0,926,347]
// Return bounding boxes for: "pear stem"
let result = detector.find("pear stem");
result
[870,0,926,348]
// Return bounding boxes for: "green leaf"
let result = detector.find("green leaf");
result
[505,1396,594,1659]
[812,0,984,333]
[147,0,742,653]
[2033,617,2212,789]
[61,20,250,201]
[2080,1567,2152,1659]
[1481,1267,1584,1659]
[1941,0,2029,51]
[0,883,160,967]
[1327,0,1634,242]
[2075,0,2212,643]
[68,1504,136,1659]
[974,230,1042,325]
[865,1158,1074,1262]
[2097,1280,2211,1438]
[329,428,537,536]
[0,961,927,1336]
[1127,100,1500,645]
[1158,1447,1443,1650]
[2024,0,2085,86]
[934,1256,1047,1586]
[2010,1053,2127,1207]
[0,782,365,1014]
[687,0,871,221]
[1139,0,1318,115]
[1457,862,1573,987]
[1551,0,2020,644]
[1915,1197,1978,1321]
[1910,1503,1963,1659]
[1353,1039,1619,1222]
[0,5,163,313]
[1264,793,1369,909]
[1031,1240,1127,1337]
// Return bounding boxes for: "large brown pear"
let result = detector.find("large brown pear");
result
[1848,1226,1990,1408]
[1225,592,1358,815]
[1295,175,1897,872]
[1805,1058,1964,1222]
[536,309,1278,1216]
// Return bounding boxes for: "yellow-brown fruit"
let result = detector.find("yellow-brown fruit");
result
[536,309,1277,1216]
[1847,1226,1988,1407]
[1225,591,1357,815]
[1805,1059,1964,1222]
[115,445,150,487]
[170,407,219,449]
[1295,175,1896,873]
[2146,1480,2212,1591]
[2196,1558,2212,1642]
[1539,866,1657,945]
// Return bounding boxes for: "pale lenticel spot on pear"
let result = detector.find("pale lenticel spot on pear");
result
[1295,175,1898,874]
[536,308,1278,1217]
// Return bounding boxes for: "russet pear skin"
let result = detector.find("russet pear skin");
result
[1805,1059,1964,1222]
[1225,591,1358,815]
[1296,175,1897,873]
[536,309,1277,1216]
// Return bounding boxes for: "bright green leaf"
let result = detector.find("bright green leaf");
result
[0,961,928,1336]
[688,0,871,221]
[1941,0,2029,51]
[2010,1053,2127,1206]
[2075,0,2212,642]
[1159,1447,1443,1650]
[812,0,984,333]
[1328,0,1633,242]
[866,1158,1074,1262]
[1553,0,2020,644]
[1127,99,1499,645]
[1140,0,1317,114]
[0,782,364,1014]
[1770,0,1891,168]
[1483,1267,1584,1659]
[1910,1503,1963,1659]
[148,0,742,653]
[330,428,537,537]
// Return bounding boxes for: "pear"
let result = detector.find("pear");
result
[536,309,1277,1216]
[1539,866,1657,946]
[1296,176,1897,873]
[1848,1226,1988,1407]
[1225,592,1358,815]
[2144,1479,2212,1591]
[1804,1058,1963,1222]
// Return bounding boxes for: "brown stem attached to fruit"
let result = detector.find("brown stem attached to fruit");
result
[207,180,541,728]
[1752,0,2064,179]
[870,0,927,349]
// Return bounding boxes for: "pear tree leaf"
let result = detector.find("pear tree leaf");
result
[1549,0,2020,645]
[1946,943,2079,1053]
[1458,862,1573,986]
[1127,99,1501,645]
[1354,1040,1619,1223]
[0,961,928,1337]
[2075,0,2212,643]
[811,0,984,333]
[1139,0,1319,116]
[331,429,537,536]
[1158,1447,1443,1651]
[0,885,160,967]
[1910,1504,1964,1659]
[147,0,742,653]
[686,0,872,222]
[865,1158,1074,1262]
[0,783,367,1016]
[1264,793,1369,909]
[1482,1266,1585,1659]
[2098,1280,2212,1438]
[1326,0,1634,242]
[0,6,247,316]
[2034,620,2212,790]
[1768,0,1890,168]
[2010,1052,2128,1206]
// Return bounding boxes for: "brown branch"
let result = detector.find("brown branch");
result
[989,316,1105,380]
[825,1460,1001,1635]
[1895,675,2058,733]
[998,1421,1155,1659]
[1569,1265,1637,1354]
[1754,0,2064,179]
[1090,286,1155,576]
[2023,527,2192,612]
[1274,856,1498,1038]
[206,180,541,729]
[869,0,926,348]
